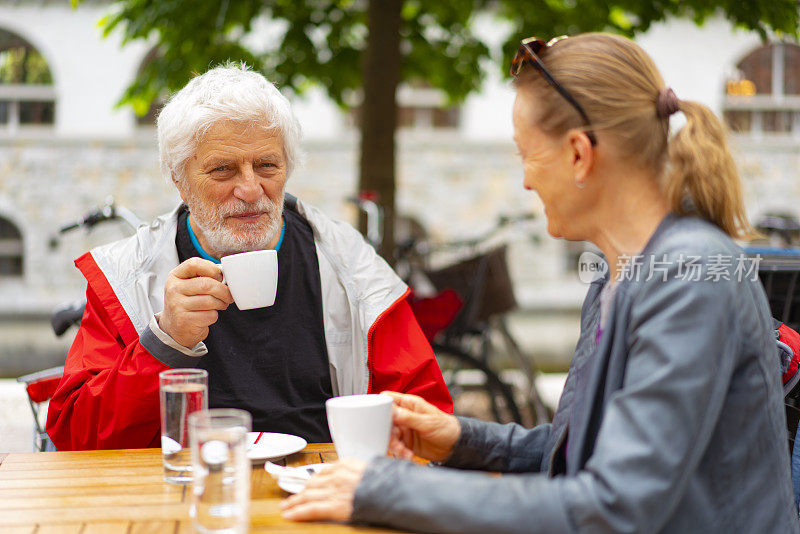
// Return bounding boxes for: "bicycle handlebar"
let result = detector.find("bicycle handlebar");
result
[347,196,383,248]
[498,212,537,226]
[432,212,538,251]
[50,300,87,337]
[114,205,143,230]
[57,222,82,234]
[50,198,142,336]
[345,193,536,260]
[62,208,108,233]
[55,198,142,239]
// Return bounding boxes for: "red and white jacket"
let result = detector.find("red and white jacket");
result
[46,197,452,450]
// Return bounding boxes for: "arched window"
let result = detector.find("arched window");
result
[724,42,800,137]
[0,216,23,277]
[0,28,55,133]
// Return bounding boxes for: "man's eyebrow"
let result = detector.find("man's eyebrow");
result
[255,151,283,159]
[254,153,284,163]
[202,156,233,167]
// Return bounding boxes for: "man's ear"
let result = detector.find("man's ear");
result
[566,129,594,188]
[172,172,188,203]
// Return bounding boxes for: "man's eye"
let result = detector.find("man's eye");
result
[213,165,228,172]
[258,162,275,168]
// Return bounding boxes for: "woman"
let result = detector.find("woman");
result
[281,33,798,533]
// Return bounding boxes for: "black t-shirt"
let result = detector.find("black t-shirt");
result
[175,204,333,442]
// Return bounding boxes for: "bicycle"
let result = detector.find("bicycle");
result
[350,194,553,427]
[16,198,141,451]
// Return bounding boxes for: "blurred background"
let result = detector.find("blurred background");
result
[0,0,798,450]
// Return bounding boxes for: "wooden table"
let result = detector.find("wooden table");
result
[0,444,409,533]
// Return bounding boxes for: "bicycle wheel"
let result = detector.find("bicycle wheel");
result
[492,317,554,426]
[432,342,523,424]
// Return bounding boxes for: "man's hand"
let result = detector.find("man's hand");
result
[158,257,234,348]
[280,459,367,522]
[383,391,461,462]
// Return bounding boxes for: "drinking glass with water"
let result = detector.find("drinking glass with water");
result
[159,368,208,484]
[189,408,252,534]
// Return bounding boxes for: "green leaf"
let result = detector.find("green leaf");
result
[95,0,798,113]
[608,6,633,31]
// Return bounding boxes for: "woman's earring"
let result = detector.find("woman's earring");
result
[575,177,586,189]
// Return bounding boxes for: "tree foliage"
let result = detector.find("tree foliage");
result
[500,0,799,70]
[86,0,798,112]
[76,0,798,256]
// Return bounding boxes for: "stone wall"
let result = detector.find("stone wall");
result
[735,137,800,220]
[0,133,797,375]
[0,133,566,311]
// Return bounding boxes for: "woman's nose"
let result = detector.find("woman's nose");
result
[522,173,534,191]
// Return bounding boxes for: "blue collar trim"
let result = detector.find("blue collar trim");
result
[186,217,219,263]
[274,220,286,251]
[186,217,286,263]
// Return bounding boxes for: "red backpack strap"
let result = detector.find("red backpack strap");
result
[776,320,800,394]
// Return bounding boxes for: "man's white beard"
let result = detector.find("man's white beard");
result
[186,190,285,258]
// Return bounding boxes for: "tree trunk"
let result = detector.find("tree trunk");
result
[359,0,401,264]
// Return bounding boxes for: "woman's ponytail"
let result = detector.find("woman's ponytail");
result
[666,101,757,240]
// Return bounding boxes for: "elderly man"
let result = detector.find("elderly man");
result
[46,65,452,450]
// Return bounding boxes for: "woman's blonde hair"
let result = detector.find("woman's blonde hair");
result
[514,32,755,239]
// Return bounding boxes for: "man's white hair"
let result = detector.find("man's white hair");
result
[157,63,303,185]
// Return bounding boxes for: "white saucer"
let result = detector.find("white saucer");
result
[269,463,327,494]
[246,432,307,463]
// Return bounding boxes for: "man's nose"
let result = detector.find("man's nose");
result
[233,165,261,203]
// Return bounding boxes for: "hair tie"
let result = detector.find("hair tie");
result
[656,87,680,119]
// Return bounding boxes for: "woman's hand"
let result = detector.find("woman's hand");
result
[383,391,461,462]
[280,459,367,522]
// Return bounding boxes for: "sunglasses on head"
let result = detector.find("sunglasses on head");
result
[511,36,597,146]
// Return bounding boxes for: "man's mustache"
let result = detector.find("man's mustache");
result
[218,199,278,219]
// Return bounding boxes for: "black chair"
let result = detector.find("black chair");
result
[759,260,800,333]
[756,252,800,451]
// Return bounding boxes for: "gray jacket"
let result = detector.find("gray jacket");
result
[353,214,799,533]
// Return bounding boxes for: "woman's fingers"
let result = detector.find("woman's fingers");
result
[281,487,330,508]
[281,488,352,522]
[303,467,347,489]
[383,391,437,415]
[387,418,422,459]
[388,427,405,453]
[281,461,366,523]
[388,435,414,459]
[282,500,350,522]
[393,404,439,435]
[391,425,402,440]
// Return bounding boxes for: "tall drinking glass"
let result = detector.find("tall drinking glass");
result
[189,408,252,534]
[159,368,208,484]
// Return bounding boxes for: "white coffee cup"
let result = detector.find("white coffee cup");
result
[219,250,278,310]
[325,394,393,462]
